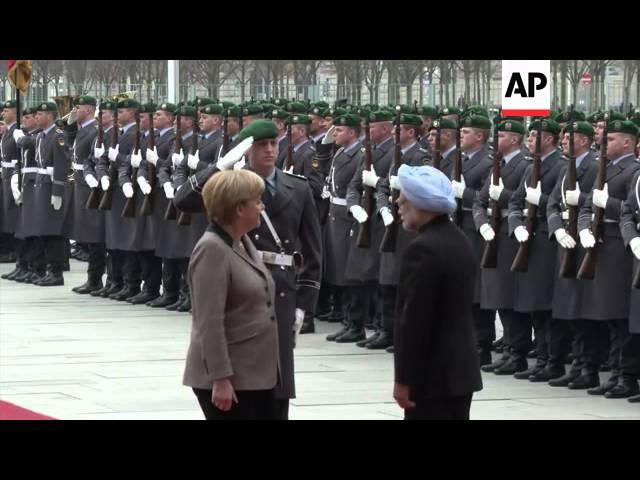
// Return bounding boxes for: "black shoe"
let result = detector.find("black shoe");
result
[22,272,35,284]
[91,283,113,297]
[166,298,184,311]
[13,269,31,282]
[299,320,315,334]
[482,356,508,372]
[628,393,640,403]
[72,280,91,293]
[385,346,394,353]
[335,328,366,343]
[527,349,537,359]
[326,326,349,342]
[3,267,21,280]
[588,377,619,396]
[29,272,47,285]
[366,331,393,350]
[568,374,600,390]
[76,280,103,295]
[548,371,581,387]
[604,380,640,399]
[529,368,565,383]
[147,294,178,307]
[111,287,139,301]
[492,337,504,353]
[176,298,192,312]
[514,366,541,380]
[127,291,159,304]
[34,273,51,286]
[478,350,492,366]
[315,310,332,321]
[494,358,528,375]
[38,273,64,286]
[357,331,380,348]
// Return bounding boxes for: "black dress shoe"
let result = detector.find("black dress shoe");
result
[147,294,179,308]
[385,346,394,353]
[568,374,600,390]
[166,297,185,311]
[76,281,103,295]
[492,337,504,353]
[72,280,92,293]
[604,380,640,399]
[588,377,619,396]
[22,272,35,284]
[335,328,366,343]
[514,366,541,380]
[104,283,123,296]
[529,368,565,382]
[357,331,380,348]
[527,349,537,359]
[3,267,21,280]
[299,320,315,334]
[176,298,192,312]
[34,273,51,286]
[366,331,393,350]
[315,310,332,321]
[494,358,528,375]
[127,291,160,305]
[548,371,581,387]
[482,356,508,372]
[38,274,64,286]
[13,269,31,282]
[326,326,349,342]
[628,393,640,403]
[111,287,139,301]
[29,273,47,285]
[91,283,113,297]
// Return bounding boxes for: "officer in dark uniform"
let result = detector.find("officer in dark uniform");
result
[1,100,20,275]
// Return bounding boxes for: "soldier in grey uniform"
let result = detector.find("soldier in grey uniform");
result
[272,108,289,171]
[308,104,328,146]
[173,119,322,419]
[426,117,458,177]
[210,105,242,164]
[473,120,531,374]
[1,100,21,276]
[581,118,640,398]
[545,121,599,388]
[451,114,494,365]
[417,105,437,155]
[65,96,104,294]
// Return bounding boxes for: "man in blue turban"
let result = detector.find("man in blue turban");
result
[392,165,484,420]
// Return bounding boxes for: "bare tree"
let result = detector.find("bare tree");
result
[344,60,365,104]
[394,60,423,104]
[457,60,475,105]
[565,60,588,107]
[190,60,236,100]
[87,60,124,99]
[64,60,92,95]
[32,60,64,96]
[363,60,386,105]
[230,60,254,103]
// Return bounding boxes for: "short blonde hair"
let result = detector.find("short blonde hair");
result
[202,169,265,225]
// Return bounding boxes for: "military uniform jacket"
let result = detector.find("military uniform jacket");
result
[13,128,42,239]
[210,134,241,165]
[1,123,19,233]
[291,140,324,203]
[93,126,115,182]
[546,151,598,319]
[276,135,289,170]
[194,129,222,167]
[436,145,458,178]
[472,151,530,309]
[620,167,640,333]
[578,153,640,320]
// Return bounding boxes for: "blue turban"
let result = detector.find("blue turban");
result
[397,164,456,214]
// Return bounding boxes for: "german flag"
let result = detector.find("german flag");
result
[7,60,33,95]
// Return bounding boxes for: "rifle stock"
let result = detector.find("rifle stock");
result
[85,100,103,210]
[480,126,502,269]
[140,110,156,216]
[559,105,578,278]
[121,110,141,218]
[98,105,118,211]
[356,115,374,248]
[164,112,181,221]
[177,103,198,227]
[379,106,402,253]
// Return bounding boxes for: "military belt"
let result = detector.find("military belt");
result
[37,167,54,176]
[21,167,39,174]
[1,160,17,168]
[486,208,509,218]
[258,250,294,267]
[72,162,84,171]
[330,196,347,206]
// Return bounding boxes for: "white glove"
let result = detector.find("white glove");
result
[489,177,504,201]
[565,183,581,207]
[10,174,22,204]
[94,143,105,159]
[122,182,134,198]
[321,126,336,144]
[525,181,542,206]
[592,183,609,209]
[85,174,99,189]
[389,175,400,191]
[579,229,596,249]
[51,195,62,211]
[187,151,200,170]
[13,129,25,142]
[284,165,294,174]
[137,176,151,195]
[380,207,394,227]
[514,225,529,243]
[630,237,640,261]
[362,165,379,188]
[163,182,174,199]
[554,228,576,249]
[108,145,119,162]
[479,223,495,242]
[100,176,110,191]
[293,308,305,348]
[350,205,369,224]
[130,150,142,169]
[145,147,159,167]
[452,176,466,199]
[172,149,184,169]
[218,136,254,170]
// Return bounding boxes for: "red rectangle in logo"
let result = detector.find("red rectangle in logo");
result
[502,109,551,117]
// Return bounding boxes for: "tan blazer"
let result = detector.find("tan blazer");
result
[183,224,279,391]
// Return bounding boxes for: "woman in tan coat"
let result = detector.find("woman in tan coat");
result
[183,168,280,420]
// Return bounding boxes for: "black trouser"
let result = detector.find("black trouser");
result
[178,257,189,299]
[86,243,106,282]
[316,279,333,315]
[15,238,28,270]
[497,309,514,355]
[346,283,375,331]
[367,283,380,328]
[192,388,277,420]
[122,251,141,289]
[41,235,66,274]
[378,284,397,335]
[28,237,46,275]
[510,310,552,366]
[162,258,181,298]
[580,319,609,376]
[108,249,126,286]
[473,305,496,352]
[405,394,473,420]
[273,398,289,420]
[548,319,575,371]
[137,250,162,294]
[610,319,640,381]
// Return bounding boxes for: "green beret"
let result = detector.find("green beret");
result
[398,113,422,126]
[608,119,639,137]
[23,107,37,115]
[3,100,17,108]
[99,100,117,111]
[157,102,177,114]
[564,121,595,137]
[461,115,492,130]
[36,102,58,113]
[441,106,462,116]
[369,110,394,123]
[177,106,197,119]
[357,107,371,119]
[287,101,307,114]
[243,104,264,116]
[314,101,329,109]
[308,106,326,117]
[289,114,311,125]
[461,105,489,119]
[196,97,215,107]
[419,105,438,117]
[430,118,458,130]
[142,102,157,113]
[528,119,561,134]
[397,104,414,114]
[73,95,96,106]
[201,104,224,115]
[262,103,276,114]
[334,114,361,127]
[271,109,289,121]
[596,110,626,122]
[239,119,278,141]
[629,110,640,128]
[586,111,601,123]
[117,99,140,109]
[328,107,347,118]
[221,101,235,110]
[274,98,289,109]
[498,120,526,135]
[554,110,586,123]
[227,106,241,118]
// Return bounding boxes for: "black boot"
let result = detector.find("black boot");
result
[176,297,192,312]
[366,331,393,350]
[529,367,565,383]
[482,355,509,372]
[494,358,528,375]
[127,290,160,305]
[604,378,640,399]
[91,282,113,297]
[514,366,542,380]
[2,266,21,280]
[587,376,619,396]
[492,337,504,353]
[76,278,104,294]
[548,370,581,387]
[568,374,600,390]
[147,294,179,308]
[477,348,492,366]
[13,269,32,283]
[335,328,366,343]
[357,331,380,348]
[166,296,185,311]
[326,325,350,342]
[627,393,640,403]
[299,319,315,334]
[38,272,64,286]
[110,285,138,301]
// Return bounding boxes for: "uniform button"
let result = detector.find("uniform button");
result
[279,292,285,297]
[254,234,259,240]
[280,266,285,270]
[267,301,272,307]
[284,239,290,244]
[270,316,275,321]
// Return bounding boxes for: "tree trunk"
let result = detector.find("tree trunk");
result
[560,61,568,109]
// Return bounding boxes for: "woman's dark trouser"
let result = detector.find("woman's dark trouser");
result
[193,388,277,420]
[404,394,473,420]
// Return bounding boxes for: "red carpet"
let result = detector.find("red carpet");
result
[0,400,57,420]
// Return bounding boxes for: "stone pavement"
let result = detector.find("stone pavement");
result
[1,260,638,420]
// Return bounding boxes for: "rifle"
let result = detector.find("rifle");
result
[140,109,155,216]
[85,99,102,209]
[177,104,197,227]
[221,108,230,157]
[163,111,181,221]
[559,105,578,278]
[284,114,294,171]
[480,125,502,269]
[511,120,542,272]
[452,118,464,226]
[15,90,23,204]
[577,112,609,280]
[379,106,402,253]
[356,113,374,248]
[432,118,442,170]
[98,105,119,210]
[121,110,140,218]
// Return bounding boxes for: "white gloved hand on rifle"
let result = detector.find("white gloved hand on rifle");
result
[145,147,159,167]
[479,223,495,242]
[10,174,22,205]
[362,165,379,188]
[137,177,151,195]
[108,144,119,162]
[163,182,174,199]
[525,181,542,206]
[130,150,142,169]
[187,151,200,170]
[579,229,596,249]
[554,228,576,249]
[514,225,529,243]
[122,182,134,199]
[293,308,305,348]
[85,174,99,189]
[172,149,184,169]
[389,175,400,191]
[592,183,609,209]
[350,205,369,224]
[217,137,254,170]
[94,143,105,160]
[13,129,25,143]
[489,177,504,201]
[380,207,394,227]
[565,183,581,206]
[630,237,640,261]
[100,176,110,191]
[452,175,466,199]
[51,195,62,211]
